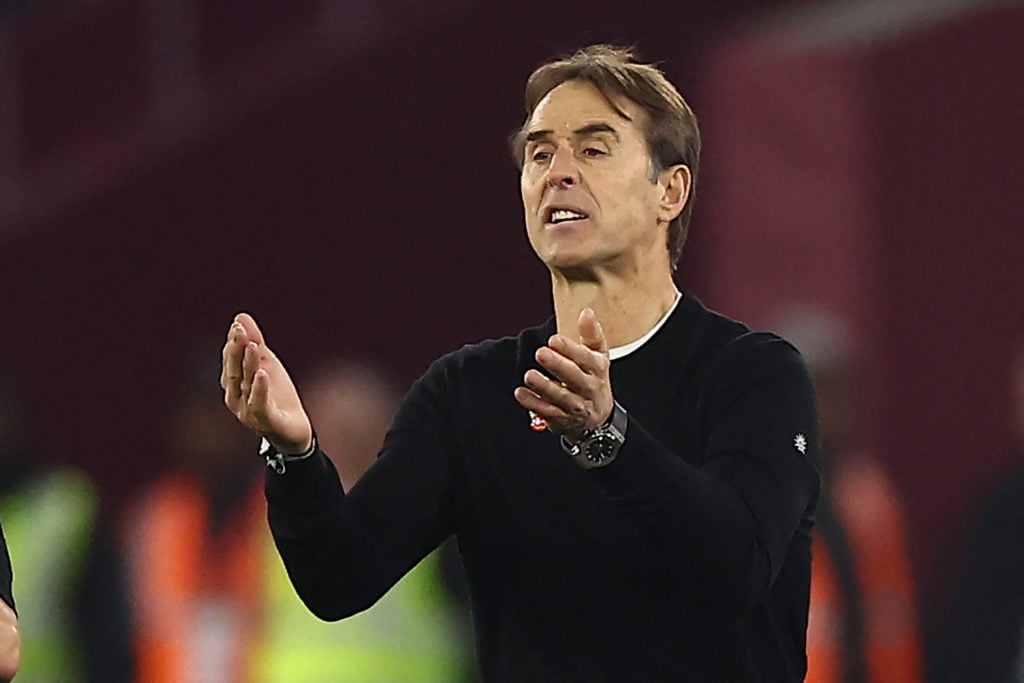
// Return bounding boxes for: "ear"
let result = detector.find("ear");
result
[657,164,691,223]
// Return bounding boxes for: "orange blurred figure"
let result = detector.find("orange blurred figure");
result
[776,307,923,683]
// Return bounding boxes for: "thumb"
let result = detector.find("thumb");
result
[578,308,608,354]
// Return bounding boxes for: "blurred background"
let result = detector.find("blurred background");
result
[0,0,1021,680]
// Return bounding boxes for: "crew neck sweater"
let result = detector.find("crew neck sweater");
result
[266,293,821,682]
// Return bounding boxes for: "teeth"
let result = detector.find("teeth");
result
[550,209,586,223]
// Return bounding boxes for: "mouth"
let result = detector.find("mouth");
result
[544,207,590,225]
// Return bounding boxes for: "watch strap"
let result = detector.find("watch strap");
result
[607,399,628,440]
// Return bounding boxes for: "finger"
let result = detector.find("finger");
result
[577,308,608,354]
[247,367,271,426]
[523,369,588,420]
[547,333,609,377]
[535,346,591,395]
[513,386,571,423]
[220,332,234,388]
[234,312,267,346]
[515,384,587,437]
[241,341,261,399]
[221,322,247,407]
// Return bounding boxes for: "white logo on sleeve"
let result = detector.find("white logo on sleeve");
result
[794,433,807,455]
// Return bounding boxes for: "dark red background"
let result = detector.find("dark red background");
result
[1,0,1021,619]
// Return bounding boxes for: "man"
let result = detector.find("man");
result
[222,45,820,680]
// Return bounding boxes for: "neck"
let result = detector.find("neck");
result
[551,263,679,348]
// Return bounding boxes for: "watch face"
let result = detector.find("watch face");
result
[583,433,619,464]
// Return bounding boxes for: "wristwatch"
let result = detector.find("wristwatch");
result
[260,432,318,475]
[561,400,628,469]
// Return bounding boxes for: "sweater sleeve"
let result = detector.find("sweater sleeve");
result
[265,360,459,621]
[0,520,11,612]
[592,333,820,612]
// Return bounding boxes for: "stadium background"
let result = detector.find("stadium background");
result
[0,0,1021,650]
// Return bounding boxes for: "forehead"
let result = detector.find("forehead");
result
[526,80,646,137]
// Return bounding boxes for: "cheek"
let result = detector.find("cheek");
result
[605,176,657,215]
[521,174,539,208]
[521,179,549,228]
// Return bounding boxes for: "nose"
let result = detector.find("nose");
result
[546,145,580,188]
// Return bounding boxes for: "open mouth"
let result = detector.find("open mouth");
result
[546,208,589,225]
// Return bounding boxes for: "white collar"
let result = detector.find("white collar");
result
[608,291,682,361]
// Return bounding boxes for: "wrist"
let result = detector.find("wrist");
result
[261,431,318,475]
[271,435,314,456]
[564,402,616,445]
[264,420,315,456]
[560,400,628,469]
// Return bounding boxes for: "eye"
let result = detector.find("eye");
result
[582,147,607,158]
[531,150,552,162]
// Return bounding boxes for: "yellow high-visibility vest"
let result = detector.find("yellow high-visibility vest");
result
[251,531,472,682]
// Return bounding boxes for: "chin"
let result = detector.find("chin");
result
[543,252,603,279]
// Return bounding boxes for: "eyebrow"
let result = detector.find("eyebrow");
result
[524,122,622,144]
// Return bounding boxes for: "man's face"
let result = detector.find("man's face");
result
[520,80,668,273]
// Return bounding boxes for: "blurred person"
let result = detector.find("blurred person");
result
[126,354,469,682]
[0,372,134,683]
[221,45,821,680]
[0,519,19,681]
[930,346,1024,683]
[774,307,923,683]
[303,360,408,492]
[125,353,265,683]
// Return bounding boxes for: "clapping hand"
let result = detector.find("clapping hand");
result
[514,308,614,442]
[220,313,313,455]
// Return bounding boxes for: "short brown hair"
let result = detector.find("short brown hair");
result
[510,45,701,269]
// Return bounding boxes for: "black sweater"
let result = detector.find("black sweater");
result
[267,294,821,682]
[0,521,11,611]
